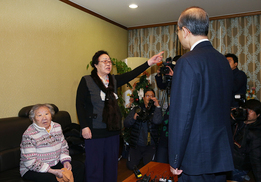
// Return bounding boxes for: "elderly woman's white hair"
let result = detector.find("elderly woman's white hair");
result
[29,104,55,121]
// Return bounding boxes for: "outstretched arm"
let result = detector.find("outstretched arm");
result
[116,51,164,87]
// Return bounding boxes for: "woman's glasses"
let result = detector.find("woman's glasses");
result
[99,59,112,65]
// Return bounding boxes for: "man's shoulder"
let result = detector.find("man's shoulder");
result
[239,70,247,78]
[234,68,247,77]
[180,47,225,64]
[238,69,247,74]
[183,41,216,57]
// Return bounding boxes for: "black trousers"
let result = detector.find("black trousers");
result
[155,144,168,164]
[127,145,156,170]
[84,135,119,182]
[23,160,84,182]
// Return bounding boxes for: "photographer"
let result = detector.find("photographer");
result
[154,56,180,164]
[228,99,261,182]
[155,66,173,89]
[155,55,180,90]
[124,88,162,170]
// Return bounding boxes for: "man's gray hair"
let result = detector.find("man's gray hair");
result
[178,6,209,36]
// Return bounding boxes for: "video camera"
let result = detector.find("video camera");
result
[135,99,154,121]
[159,56,181,87]
[160,57,176,75]
[231,94,248,121]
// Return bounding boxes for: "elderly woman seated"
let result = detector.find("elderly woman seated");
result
[20,104,84,182]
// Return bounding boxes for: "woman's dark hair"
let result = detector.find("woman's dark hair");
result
[178,6,209,36]
[245,99,261,115]
[91,50,109,68]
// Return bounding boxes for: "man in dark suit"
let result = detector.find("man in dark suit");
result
[168,6,234,182]
[225,53,247,107]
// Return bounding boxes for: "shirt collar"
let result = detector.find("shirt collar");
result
[98,74,109,88]
[33,121,54,132]
[190,39,209,51]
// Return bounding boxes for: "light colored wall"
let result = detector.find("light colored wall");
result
[0,0,128,123]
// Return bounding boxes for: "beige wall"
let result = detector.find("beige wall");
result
[0,0,128,123]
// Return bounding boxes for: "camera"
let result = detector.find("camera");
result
[160,57,176,75]
[231,94,248,121]
[135,99,154,121]
[158,56,181,89]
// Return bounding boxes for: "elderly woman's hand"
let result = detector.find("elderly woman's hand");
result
[63,161,72,170]
[147,51,164,66]
[82,127,92,139]
[48,168,64,178]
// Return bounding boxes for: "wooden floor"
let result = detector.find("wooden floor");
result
[117,158,134,182]
[117,157,256,182]
[116,141,256,182]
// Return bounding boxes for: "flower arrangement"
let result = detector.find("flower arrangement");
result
[246,87,257,100]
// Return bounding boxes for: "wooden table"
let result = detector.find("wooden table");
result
[123,161,178,182]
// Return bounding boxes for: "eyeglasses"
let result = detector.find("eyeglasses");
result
[175,28,180,34]
[99,59,112,65]
[145,95,154,98]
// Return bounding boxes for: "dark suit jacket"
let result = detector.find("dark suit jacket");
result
[168,41,234,175]
[231,68,247,107]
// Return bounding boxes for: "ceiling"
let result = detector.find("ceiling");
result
[68,0,261,28]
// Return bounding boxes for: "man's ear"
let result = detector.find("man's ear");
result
[235,62,238,67]
[183,27,191,38]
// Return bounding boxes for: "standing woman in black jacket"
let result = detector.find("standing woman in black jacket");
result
[228,99,261,182]
[76,50,163,182]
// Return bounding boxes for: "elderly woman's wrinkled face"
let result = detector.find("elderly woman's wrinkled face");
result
[95,54,112,77]
[33,106,52,129]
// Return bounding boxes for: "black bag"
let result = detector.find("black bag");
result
[63,123,85,155]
